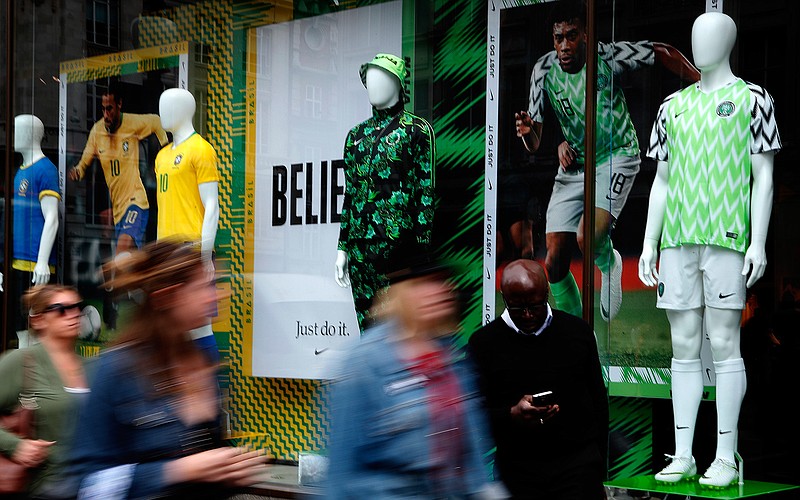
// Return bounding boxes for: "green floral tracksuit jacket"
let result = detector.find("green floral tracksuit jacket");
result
[338,101,435,330]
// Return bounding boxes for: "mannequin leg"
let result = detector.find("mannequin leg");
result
[670,358,704,457]
[712,358,745,463]
[655,308,703,482]
[706,306,745,462]
[698,307,745,487]
[668,308,705,456]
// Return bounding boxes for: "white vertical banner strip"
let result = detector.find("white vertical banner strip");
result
[57,73,67,283]
[484,0,500,325]
[179,51,189,89]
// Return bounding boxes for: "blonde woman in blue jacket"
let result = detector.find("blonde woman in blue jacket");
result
[325,257,509,499]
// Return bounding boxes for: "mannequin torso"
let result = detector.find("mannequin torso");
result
[12,114,59,287]
[638,12,781,486]
[156,89,220,260]
[336,58,436,331]
[155,89,220,350]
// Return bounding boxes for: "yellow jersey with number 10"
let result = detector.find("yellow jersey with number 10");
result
[75,113,167,224]
[154,133,220,242]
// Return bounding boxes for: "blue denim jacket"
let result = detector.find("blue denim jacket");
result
[324,320,505,499]
[68,344,227,499]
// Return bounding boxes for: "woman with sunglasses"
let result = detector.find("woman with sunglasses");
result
[69,238,267,499]
[0,284,89,499]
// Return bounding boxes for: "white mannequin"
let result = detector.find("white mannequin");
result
[639,12,777,486]
[13,114,58,286]
[158,89,219,345]
[334,67,402,288]
[158,88,219,264]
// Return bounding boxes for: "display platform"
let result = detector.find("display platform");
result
[242,464,323,498]
[605,476,800,499]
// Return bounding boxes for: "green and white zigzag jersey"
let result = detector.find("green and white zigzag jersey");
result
[647,79,781,253]
[529,41,653,165]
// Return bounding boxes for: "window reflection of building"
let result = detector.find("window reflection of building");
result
[86,0,120,50]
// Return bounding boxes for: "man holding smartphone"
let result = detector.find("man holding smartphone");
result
[467,259,609,499]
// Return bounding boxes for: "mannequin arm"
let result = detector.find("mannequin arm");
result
[198,182,219,264]
[33,196,59,285]
[638,160,669,287]
[334,250,350,288]
[742,151,775,287]
[653,42,700,82]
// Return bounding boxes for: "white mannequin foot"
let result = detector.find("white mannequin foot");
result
[698,457,738,488]
[654,454,696,483]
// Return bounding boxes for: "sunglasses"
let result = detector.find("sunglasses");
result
[42,302,84,316]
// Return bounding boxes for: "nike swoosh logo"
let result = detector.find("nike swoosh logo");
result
[676,426,690,430]
[674,110,688,118]
[719,430,732,435]
[605,194,617,201]
[706,368,712,381]
[354,138,365,146]
[314,348,329,356]
[554,89,564,95]
[719,292,736,299]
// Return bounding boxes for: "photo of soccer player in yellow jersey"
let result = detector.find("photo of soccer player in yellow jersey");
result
[69,84,168,328]
[70,85,167,253]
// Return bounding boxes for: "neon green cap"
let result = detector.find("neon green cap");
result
[359,53,410,103]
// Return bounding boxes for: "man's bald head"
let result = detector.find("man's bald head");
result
[501,259,548,296]
[500,259,551,333]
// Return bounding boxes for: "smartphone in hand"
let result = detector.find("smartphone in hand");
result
[531,390,554,406]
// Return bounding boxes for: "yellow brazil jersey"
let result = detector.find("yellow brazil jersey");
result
[154,133,220,242]
[75,113,167,224]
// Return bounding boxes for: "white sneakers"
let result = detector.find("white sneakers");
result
[654,455,740,488]
[600,248,623,320]
[699,457,739,488]
[654,455,697,483]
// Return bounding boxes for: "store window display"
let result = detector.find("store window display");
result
[514,0,699,321]
[335,53,436,331]
[11,114,60,340]
[155,88,221,364]
[638,12,781,488]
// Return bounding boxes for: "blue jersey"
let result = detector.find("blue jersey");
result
[13,157,60,267]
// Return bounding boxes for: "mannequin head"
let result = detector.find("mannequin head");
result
[691,12,736,71]
[365,67,401,110]
[159,88,196,132]
[359,53,409,107]
[14,114,44,153]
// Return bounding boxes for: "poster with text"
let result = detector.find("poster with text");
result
[251,1,402,379]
